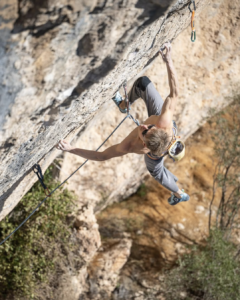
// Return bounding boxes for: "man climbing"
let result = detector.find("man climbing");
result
[56,42,189,205]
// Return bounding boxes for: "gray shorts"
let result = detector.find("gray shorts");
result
[128,76,179,193]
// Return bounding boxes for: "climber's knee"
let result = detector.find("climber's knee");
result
[154,175,164,185]
[136,76,151,92]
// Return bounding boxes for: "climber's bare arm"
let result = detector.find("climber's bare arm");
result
[56,140,130,161]
[157,42,179,128]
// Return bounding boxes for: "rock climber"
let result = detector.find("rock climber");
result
[56,42,190,205]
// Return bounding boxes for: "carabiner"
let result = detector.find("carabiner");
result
[32,164,51,197]
[189,0,196,42]
[191,31,196,42]
[188,0,196,13]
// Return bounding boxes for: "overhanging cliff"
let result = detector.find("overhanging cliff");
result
[0,0,222,220]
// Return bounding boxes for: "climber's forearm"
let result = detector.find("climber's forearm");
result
[166,59,179,98]
[69,148,105,161]
[156,59,178,127]
[68,143,126,161]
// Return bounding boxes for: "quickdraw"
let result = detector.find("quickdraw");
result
[188,0,196,42]
[122,80,130,115]
[33,164,51,197]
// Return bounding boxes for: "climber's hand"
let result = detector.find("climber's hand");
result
[56,140,73,152]
[159,42,172,63]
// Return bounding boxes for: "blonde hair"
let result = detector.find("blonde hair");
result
[144,128,169,156]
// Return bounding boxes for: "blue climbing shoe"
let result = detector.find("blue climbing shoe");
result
[168,189,190,206]
[112,91,130,113]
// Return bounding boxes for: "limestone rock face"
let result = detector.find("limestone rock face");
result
[0,0,240,299]
[0,0,208,220]
[53,202,101,300]
[81,238,132,299]
[60,0,240,214]
[147,0,240,139]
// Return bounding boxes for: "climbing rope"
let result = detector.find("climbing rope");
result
[0,112,140,246]
[189,0,196,42]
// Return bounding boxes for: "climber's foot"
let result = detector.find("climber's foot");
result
[112,91,130,113]
[168,190,190,206]
[119,100,126,110]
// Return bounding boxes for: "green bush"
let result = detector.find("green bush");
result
[165,230,240,300]
[137,183,147,197]
[0,166,79,300]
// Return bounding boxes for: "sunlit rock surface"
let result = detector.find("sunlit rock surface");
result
[0,0,240,299]
[60,0,240,214]
[0,0,208,221]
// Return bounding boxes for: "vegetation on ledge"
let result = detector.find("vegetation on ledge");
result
[0,165,80,300]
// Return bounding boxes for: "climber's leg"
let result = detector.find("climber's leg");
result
[128,76,164,117]
[144,155,179,193]
[144,155,190,204]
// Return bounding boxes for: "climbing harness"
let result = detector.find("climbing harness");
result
[33,164,51,197]
[188,0,196,42]
[0,109,139,246]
